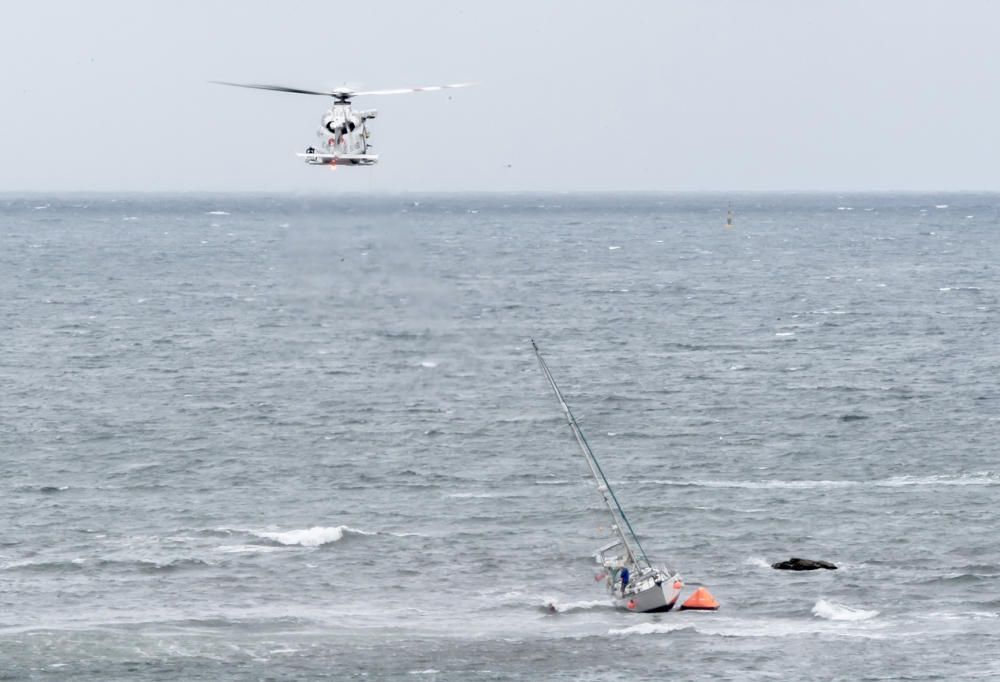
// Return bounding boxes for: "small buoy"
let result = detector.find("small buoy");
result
[626,599,636,610]
[679,587,719,611]
[673,580,683,590]
[594,572,607,582]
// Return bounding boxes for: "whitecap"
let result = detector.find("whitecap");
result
[608,245,621,250]
[216,544,288,554]
[252,525,373,547]
[206,210,230,215]
[812,599,878,621]
[419,360,438,368]
[650,479,857,489]
[644,473,996,490]
[935,204,949,209]
[544,598,612,614]
[744,556,772,569]
[609,622,691,636]
[875,473,998,487]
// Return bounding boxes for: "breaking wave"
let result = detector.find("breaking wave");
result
[251,526,375,547]
[609,622,692,636]
[540,598,613,614]
[812,599,879,621]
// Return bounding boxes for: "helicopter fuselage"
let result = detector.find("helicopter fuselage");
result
[299,102,379,166]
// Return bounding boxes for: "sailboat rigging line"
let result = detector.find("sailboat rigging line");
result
[531,339,651,569]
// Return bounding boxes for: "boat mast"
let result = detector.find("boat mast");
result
[532,340,651,570]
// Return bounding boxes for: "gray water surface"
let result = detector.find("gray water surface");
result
[1,194,997,680]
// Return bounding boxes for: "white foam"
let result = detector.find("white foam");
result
[875,473,997,487]
[216,544,288,554]
[609,622,691,636]
[206,210,230,215]
[409,670,440,675]
[935,204,949,209]
[419,360,438,368]
[252,525,372,547]
[608,245,621,250]
[545,598,611,613]
[659,479,857,490]
[745,556,772,569]
[812,599,878,621]
[651,473,997,490]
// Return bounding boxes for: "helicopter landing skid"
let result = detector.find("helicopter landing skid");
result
[296,152,379,166]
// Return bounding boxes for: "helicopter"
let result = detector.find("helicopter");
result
[212,80,475,167]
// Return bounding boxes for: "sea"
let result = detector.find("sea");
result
[1,193,997,680]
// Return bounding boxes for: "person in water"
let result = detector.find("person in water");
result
[619,566,630,595]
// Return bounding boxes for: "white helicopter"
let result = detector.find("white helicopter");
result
[212,80,474,167]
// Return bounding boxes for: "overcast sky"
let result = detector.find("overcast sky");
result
[3,1,1000,193]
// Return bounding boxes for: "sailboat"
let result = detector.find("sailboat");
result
[532,340,683,612]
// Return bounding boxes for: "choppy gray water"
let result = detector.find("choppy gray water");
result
[1,194,998,680]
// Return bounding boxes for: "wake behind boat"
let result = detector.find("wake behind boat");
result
[532,340,684,613]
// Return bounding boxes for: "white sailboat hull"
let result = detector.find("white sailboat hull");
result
[615,577,683,613]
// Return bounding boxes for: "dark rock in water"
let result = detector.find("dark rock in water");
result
[771,557,838,571]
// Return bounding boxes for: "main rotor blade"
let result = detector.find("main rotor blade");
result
[211,81,337,97]
[352,82,477,96]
